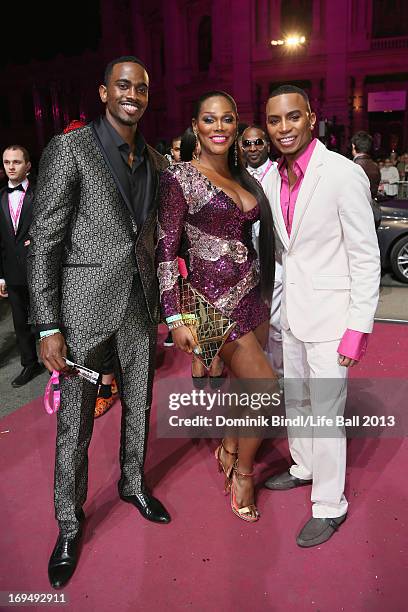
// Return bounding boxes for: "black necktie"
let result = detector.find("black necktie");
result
[7,184,25,193]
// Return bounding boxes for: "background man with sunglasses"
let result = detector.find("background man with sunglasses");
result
[242,126,283,377]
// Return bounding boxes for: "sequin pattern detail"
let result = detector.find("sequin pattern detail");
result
[214,260,260,315]
[157,221,166,242]
[156,162,270,340]
[168,163,220,214]
[158,258,179,296]
[185,222,248,263]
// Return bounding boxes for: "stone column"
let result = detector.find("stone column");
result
[231,0,253,123]
[162,1,184,137]
[324,1,348,150]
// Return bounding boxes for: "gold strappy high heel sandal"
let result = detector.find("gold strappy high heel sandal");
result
[214,440,238,493]
[230,461,260,523]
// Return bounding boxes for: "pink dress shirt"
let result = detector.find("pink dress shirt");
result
[278,138,368,362]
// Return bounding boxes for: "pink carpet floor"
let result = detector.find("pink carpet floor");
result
[0,323,407,611]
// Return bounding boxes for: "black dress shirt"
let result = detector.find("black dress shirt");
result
[102,116,153,229]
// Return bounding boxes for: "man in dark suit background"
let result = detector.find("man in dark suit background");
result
[28,56,170,589]
[351,131,382,228]
[351,131,381,198]
[0,145,43,386]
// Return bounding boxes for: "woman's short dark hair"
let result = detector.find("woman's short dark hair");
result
[192,90,275,302]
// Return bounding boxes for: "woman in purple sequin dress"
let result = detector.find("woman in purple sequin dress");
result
[156,91,277,522]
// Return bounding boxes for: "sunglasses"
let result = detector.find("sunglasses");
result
[242,138,266,149]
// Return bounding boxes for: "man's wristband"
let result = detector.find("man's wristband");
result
[39,329,61,341]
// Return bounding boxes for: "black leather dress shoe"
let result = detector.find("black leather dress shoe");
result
[264,470,312,490]
[296,514,347,547]
[120,492,171,524]
[48,530,82,589]
[12,362,45,387]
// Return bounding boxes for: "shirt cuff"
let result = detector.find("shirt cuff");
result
[337,329,369,361]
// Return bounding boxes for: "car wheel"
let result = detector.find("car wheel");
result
[390,235,408,283]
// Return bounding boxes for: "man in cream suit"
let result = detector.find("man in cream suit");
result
[262,85,380,547]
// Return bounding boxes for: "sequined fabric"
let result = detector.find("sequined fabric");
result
[156,162,269,340]
[185,222,248,263]
[157,259,179,295]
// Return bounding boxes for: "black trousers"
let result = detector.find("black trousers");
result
[7,284,38,367]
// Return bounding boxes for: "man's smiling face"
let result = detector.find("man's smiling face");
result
[99,62,149,127]
[266,93,316,159]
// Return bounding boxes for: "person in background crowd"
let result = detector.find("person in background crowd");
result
[397,153,408,181]
[28,56,171,589]
[170,136,182,163]
[241,125,283,377]
[389,150,398,166]
[380,158,400,196]
[263,84,380,548]
[62,120,119,418]
[0,145,44,387]
[351,131,382,228]
[237,122,249,165]
[351,131,381,198]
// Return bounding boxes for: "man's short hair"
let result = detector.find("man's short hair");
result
[171,136,182,147]
[268,84,311,112]
[242,125,269,140]
[104,56,148,85]
[351,131,373,155]
[3,145,30,163]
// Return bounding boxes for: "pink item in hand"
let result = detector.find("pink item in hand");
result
[43,370,61,414]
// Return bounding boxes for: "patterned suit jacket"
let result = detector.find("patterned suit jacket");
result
[27,119,168,334]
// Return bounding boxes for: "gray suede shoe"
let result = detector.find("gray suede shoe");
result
[264,470,312,491]
[296,514,347,547]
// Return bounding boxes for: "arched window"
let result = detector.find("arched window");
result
[372,0,408,38]
[281,0,313,37]
[198,16,212,72]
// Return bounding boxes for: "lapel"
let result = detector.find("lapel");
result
[269,171,290,251]
[16,186,33,239]
[0,188,15,237]
[91,117,134,219]
[288,140,325,251]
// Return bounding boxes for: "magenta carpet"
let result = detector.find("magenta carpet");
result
[1,323,407,611]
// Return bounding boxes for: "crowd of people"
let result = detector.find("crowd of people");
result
[1,55,382,589]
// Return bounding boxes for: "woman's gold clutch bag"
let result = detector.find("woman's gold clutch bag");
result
[180,278,236,370]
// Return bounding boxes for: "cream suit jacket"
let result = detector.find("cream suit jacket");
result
[263,140,381,342]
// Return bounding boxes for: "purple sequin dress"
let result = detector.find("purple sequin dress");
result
[156,162,269,342]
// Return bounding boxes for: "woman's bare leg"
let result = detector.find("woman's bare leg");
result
[219,321,277,517]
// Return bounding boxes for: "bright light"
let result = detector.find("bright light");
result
[285,34,306,47]
[271,35,306,47]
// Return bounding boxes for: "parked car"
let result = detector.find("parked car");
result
[376,189,408,283]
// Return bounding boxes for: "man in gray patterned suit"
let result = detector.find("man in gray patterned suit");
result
[28,56,170,589]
